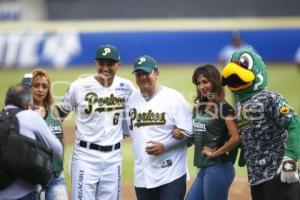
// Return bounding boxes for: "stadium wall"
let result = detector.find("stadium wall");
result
[1,18,300,68]
[47,0,300,19]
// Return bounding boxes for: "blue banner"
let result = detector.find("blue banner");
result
[0,29,299,68]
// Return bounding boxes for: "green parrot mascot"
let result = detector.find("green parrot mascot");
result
[222,47,300,199]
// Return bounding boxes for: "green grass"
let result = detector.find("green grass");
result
[1,64,299,111]
[1,63,299,189]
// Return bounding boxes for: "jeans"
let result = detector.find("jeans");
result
[135,174,186,200]
[42,173,68,200]
[17,192,38,200]
[186,162,235,200]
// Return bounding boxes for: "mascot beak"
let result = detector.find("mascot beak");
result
[222,62,255,91]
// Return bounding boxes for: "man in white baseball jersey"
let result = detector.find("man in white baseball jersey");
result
[125,55,192,200]
[294,46,300,71]
[218,31,249,67]
[56,45,134,200]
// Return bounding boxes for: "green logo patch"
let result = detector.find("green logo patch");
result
[129,108,166,130]
[84,92,125,114]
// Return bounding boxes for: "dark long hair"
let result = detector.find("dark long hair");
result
[192,64,224,114]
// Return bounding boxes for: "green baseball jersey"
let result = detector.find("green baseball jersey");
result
[193,101,234,168]
[44,110,64,173]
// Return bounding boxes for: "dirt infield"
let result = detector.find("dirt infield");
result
[64,125,251,200]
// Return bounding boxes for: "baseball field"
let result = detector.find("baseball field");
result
[0,63,299,199]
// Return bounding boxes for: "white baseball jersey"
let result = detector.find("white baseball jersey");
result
[60,75,134,146]
[125,86,192,188]
[294,47,300,63]
[218,44,249,64]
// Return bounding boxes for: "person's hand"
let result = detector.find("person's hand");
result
[172,128,185,139]
[202,146,217,158]
[172,128,192,139]
[145,141,165,155]
[277,156,299,184]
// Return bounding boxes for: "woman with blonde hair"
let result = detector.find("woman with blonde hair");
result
[31,69,67,200]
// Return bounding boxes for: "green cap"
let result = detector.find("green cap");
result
[95,45,120,61]
[133,55,158,73]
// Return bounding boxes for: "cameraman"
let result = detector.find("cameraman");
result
[0,84,62,200]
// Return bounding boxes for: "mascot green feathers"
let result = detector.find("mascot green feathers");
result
[222,47,267,102]
[222,47,300,199]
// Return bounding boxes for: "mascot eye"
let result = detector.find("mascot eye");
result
[239,53,253,70]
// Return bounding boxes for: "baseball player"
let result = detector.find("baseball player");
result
[56,45,134,200]
[125,55,192,200]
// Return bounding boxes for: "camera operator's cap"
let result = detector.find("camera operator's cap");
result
[95,45,120,61]
[133,55,158,73]
[21,73,33,88]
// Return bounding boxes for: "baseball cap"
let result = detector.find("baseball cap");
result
[21,73,33,88]
[133,55,158,73]
[95,45,120,61]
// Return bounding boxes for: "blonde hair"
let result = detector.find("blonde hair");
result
[32,69,64,149]
[32,69,62,122]
[31,69,54,109]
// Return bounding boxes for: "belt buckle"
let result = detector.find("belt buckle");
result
[86,142,91,149]
[81,141,120,152]
[103,145,112,152]
[114,142,120,150]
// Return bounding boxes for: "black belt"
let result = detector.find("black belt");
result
[79,141,121,152]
